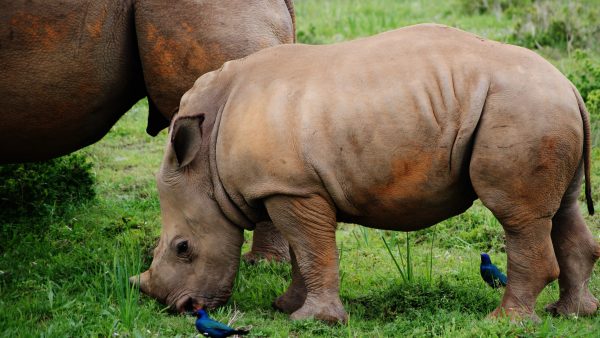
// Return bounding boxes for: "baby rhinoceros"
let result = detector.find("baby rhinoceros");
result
[131,24,600,323]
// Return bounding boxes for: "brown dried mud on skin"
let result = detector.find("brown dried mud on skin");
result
[9,12,70,50]
[142,23,220,118]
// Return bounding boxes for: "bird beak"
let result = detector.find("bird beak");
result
[185,303,202,316]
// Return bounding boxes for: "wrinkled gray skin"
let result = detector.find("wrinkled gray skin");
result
[132,24,599,323]
[0,0,293,262]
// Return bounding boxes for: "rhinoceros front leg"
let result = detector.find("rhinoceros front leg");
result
[265,194,347,323]
[273,247,307,314]
[243,221,290,264]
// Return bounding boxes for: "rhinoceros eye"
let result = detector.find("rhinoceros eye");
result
[176,240,189,256]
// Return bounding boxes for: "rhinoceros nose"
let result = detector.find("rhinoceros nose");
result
[129,269,151,294]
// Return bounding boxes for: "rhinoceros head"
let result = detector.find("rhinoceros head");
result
[130,106,244,312]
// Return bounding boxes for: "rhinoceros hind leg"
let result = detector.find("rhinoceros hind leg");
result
[266,194,347,323]
[273,247,307,314]
[470,130,575,320]
[243,221,290,264]
[487,217,558,321]
[546,170,600,316]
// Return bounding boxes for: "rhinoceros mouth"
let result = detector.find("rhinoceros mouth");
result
[174,293,230,313]
[176,295,199,313]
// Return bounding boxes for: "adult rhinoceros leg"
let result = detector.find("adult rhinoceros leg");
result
[272,247,307,313]
[546,168,600,316]
[243,222,290,263]
[265,194,347,323]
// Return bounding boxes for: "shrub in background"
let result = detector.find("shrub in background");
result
[587,90,600,118]
[565,50,600,120]
[510,1,600,52]
[462,1,600,119]
[461,0,600,52]
[297,23,324,44]
[0,153,95,217]
[460,0,532,17]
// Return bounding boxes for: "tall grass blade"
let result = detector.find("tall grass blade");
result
[406,232,412,282]
[428,227,436,283]
[360,227,370,246]
[381,232,407,283]
[112,239,142,332]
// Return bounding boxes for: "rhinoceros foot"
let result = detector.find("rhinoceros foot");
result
[545,290,599,316]
[290,295,347,324]
[273,290,305,314]
[487,306,541,323]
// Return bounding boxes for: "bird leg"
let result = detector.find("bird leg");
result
[273,247,306,313]
[266,194,347,323]
[243,221,290,264]
[547,188,600,316]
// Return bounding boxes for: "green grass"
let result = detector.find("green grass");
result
[2,0,600,336]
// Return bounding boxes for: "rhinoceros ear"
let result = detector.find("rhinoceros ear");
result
[171,114,205,167]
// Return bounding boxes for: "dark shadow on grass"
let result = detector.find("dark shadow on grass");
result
[0,154,96,220]
[347,279,499,321]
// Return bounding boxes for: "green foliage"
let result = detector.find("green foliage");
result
[415,205,506,252]
[354,280,498,320]
[380,231,436,284]
[0,153,95,217]
[110,239,142,331]
[588,89,600,117]
[509,1,600,52]
[461,0,600,52]
[459,0,532,16]
[297,23,324,44]
[564,50,600,118]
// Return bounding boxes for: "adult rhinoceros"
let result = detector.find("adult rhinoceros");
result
[131,24,599,323]
[0,0,293,261]
[0,0,295,162]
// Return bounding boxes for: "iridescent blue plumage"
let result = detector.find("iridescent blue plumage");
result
[480,253,507,288]
[194,308,249,338]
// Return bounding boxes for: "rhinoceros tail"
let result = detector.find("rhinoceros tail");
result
[572,85,594,215]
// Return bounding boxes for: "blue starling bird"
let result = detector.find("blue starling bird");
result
[194,308,249,338]
[480,253,507,288]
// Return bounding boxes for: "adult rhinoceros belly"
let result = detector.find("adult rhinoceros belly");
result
[0,1,145,163]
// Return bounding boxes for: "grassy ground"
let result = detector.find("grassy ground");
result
[1,0,600,336]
